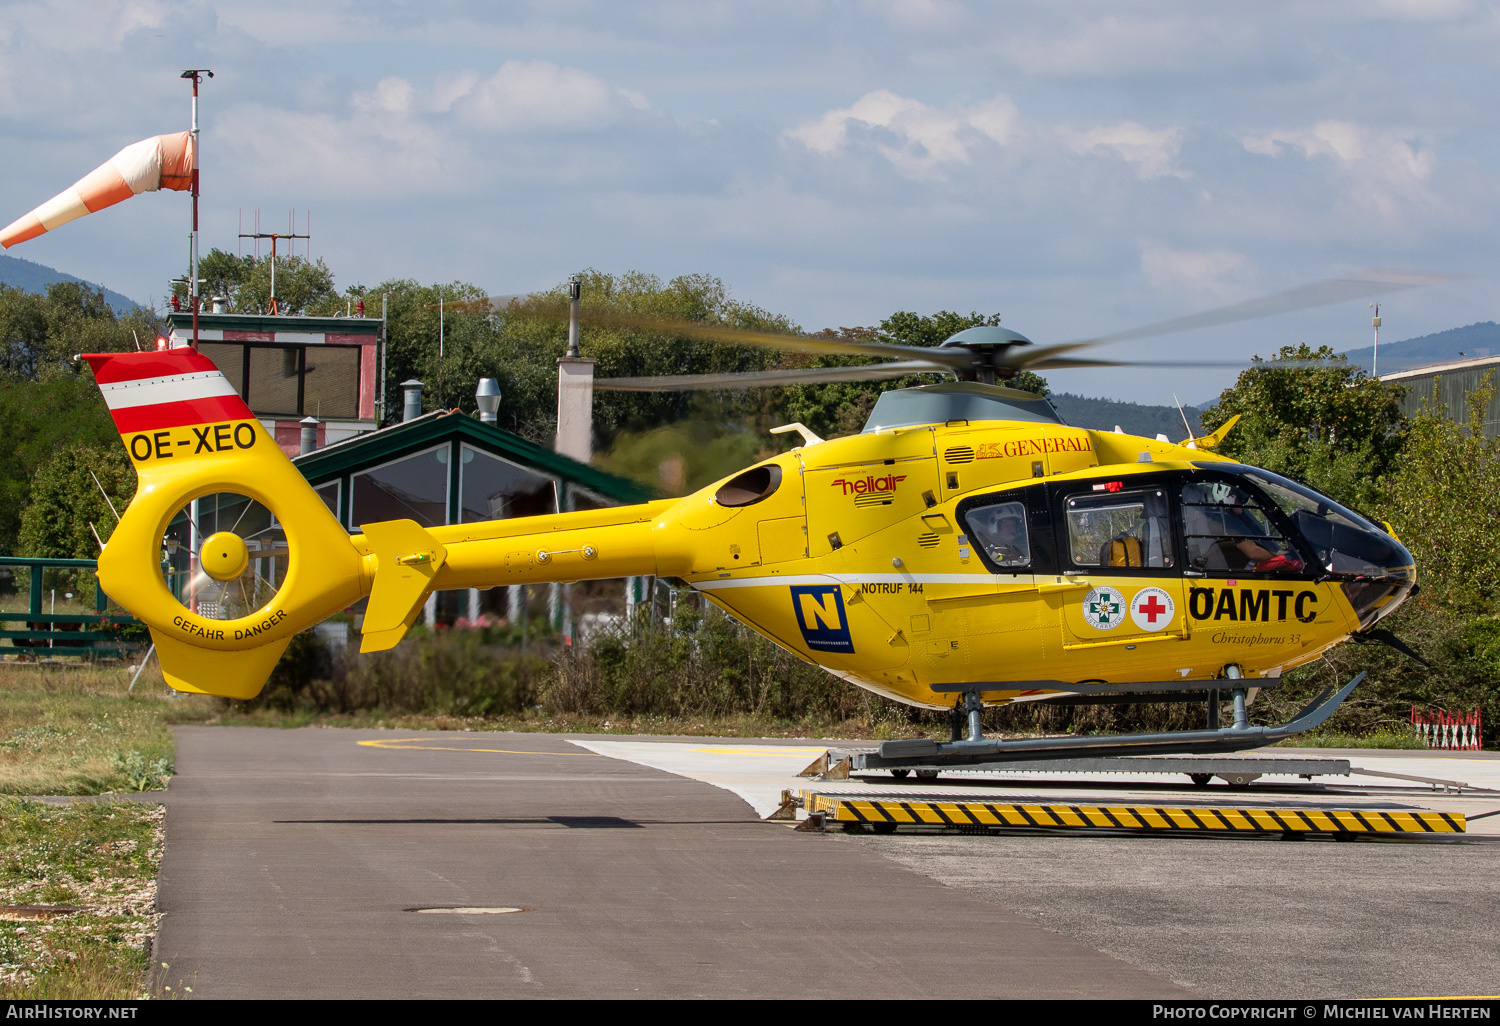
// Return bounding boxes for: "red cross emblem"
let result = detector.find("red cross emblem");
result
[1130,588,1175,632]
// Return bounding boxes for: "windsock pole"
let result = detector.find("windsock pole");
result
[181,70,213,349]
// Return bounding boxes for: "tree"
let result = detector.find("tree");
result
[0,282,151,382]
[0,375,122,553]
[0,284,151,552]
[1381,374,1500,610]
[1199,343,1406,510]
[371,270,795,447]
[16,443,136,601]
[175,249,339,317]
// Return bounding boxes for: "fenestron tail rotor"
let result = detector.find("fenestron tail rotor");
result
[162,492,289,622]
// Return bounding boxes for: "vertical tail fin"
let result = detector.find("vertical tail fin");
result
[85,349,368,698]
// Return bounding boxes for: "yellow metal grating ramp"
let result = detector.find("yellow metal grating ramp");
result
[799,790,1466,835]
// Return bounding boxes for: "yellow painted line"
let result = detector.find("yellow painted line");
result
[357,738,602,757]
[686,747,828,757]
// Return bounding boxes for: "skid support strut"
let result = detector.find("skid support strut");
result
[949,690,987,743]
[873,672,1367,767]
[1225,663,1249,731]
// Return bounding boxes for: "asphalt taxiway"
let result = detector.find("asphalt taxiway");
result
[150,726,1500,999]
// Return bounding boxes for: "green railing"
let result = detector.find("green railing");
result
[0,557,146,658]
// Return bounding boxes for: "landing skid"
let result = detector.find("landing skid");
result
[857,672,1365,771]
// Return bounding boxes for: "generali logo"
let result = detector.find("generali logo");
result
[831,473,907,496]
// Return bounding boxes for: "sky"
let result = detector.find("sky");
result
[1,0,1497,405]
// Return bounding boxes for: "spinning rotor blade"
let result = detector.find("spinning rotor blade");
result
[1019,355,1346,371]
[572,310,973,367]
[463,294,975,367]
[465,266,1458,391]
[1061,268,1464,349]
[431,294,527,314]
[594,359,950,392]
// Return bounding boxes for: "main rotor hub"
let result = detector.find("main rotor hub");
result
[199,531,250,581]
[939,326,1036,383]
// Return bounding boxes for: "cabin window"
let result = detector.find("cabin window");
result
[458,445,558,523]
[963,500,1031,568]
[314,480,340,521]
[1179,479,1301,573]
[351,444,449,528]
[1065,488,1173,568]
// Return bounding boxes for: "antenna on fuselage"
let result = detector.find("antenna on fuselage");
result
[1173,393,1195,444]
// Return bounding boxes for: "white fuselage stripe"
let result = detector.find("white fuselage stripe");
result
[692,573,1010,591]
[98,371,238,410]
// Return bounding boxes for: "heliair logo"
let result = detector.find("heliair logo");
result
[1082,586,1126,631]
[830,474,906,496]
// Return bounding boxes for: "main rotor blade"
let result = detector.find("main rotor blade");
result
[585,311,977,367]
[434,293,528,313]
[1064,268,1464,349]
[594,360,951,392]
[1023,355,1347,371]
[483,298,978,368]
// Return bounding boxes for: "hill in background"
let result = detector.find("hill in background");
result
[1341,322,1500,375]
[0,253,142,313]
[1050,392,1203,440]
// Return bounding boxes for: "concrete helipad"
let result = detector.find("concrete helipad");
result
[151,726,1500,999]
[569,738,1500,836]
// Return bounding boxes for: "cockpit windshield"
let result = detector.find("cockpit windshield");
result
[1196,463,1411,577]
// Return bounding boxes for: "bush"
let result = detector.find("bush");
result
[230,623,547,718]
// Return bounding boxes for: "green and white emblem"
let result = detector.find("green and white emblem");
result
[1081,586,1126,631]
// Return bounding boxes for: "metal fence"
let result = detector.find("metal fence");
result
[0,556,145,658]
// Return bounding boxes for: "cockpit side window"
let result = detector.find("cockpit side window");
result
[1064,487,1173,569]
[1238,468,1404,575]
[1180,479,1305,574]
[963,500,1031,569]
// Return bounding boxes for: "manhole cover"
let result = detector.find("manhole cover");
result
[405,906,529,915]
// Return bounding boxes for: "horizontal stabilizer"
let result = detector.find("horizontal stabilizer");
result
[1187,413,1240,450]
[360,519,449,653]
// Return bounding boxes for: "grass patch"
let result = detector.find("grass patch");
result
[1279,724,1429,750]
[0,660,216,795]
[0,797,163,998]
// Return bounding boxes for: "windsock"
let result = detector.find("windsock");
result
[0,132,194,249]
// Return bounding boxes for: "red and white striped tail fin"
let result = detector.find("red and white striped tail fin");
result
[83,350,261,460]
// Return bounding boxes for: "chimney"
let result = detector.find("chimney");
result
[299,416,319,455]
[401,379,424,423]
[476,378,500,423]
[211,296,227,314]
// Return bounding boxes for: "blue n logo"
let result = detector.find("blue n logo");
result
[790,585,855,654]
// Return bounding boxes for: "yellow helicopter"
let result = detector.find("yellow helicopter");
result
[84,269,1437,765]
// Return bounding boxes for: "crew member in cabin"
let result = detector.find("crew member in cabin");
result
[1181,482,1303,573]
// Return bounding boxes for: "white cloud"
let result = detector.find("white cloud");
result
[355,77,414,117]
[1063,121,1188,180]
[997,15,1233,78]
[212,100,453,200]
[1368,0,1472,20]
[1139,240,1249,300]
[1242,121,1435,214]
[451,60,652,132]
[785,90,1018,177]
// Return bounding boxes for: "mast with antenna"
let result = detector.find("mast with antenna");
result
[238,211,309,315]
[1370,303,1381,378]
[181,69,213,348]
